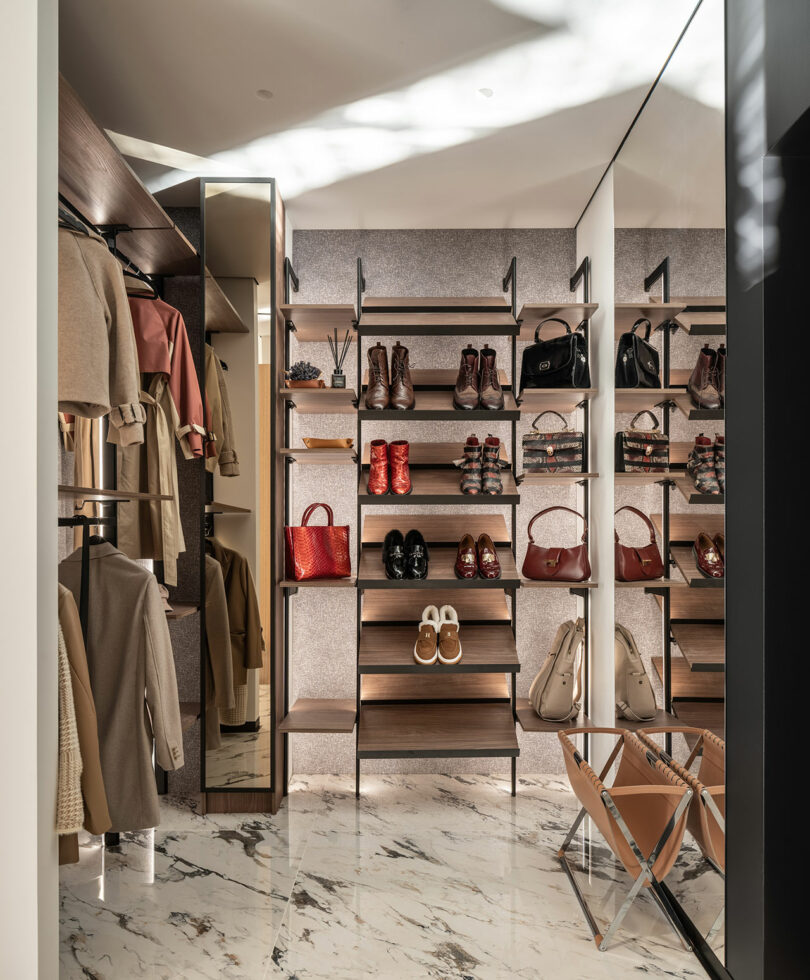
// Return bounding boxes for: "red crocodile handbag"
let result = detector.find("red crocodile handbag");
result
[522,506,591,582]
[285,503,351,581]
[614,506,665,581]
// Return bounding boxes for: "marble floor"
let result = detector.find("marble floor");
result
[59,775,723,979]
[205,686,271,789]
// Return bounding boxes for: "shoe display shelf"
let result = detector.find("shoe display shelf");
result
[615,264,725,748]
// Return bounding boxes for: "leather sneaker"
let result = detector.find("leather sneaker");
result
[479,346,504,410]
[693,531,724,579]
[403,529,429,579]
[414,605,440,665]
[367,439,389,495]
[687,345,722,410]
[382,529,406,580]
[365,343,390,409]
[476,533,501,580]
[454,347,480,409]
[454,533,478,580]
[437,605,462,664]
[390,342,414,410]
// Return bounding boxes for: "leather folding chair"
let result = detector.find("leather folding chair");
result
[557,727,694,951]
[636,727,725,942]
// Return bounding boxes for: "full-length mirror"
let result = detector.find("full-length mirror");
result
[613,0,726,960]
[202,179,272,790]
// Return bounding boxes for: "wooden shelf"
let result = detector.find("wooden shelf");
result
[362,514,511,547]
[672,624,725,672]
[357,546,520,589]
[613,708,679,732]
[59,484,174,502]
[281,303,357,342]
[278,698,357,734]
[357,703,518,758]
[179,701,201,732]
[358,312,519,336]
[166,603,199,621]
[206,275,249,333]
[615,388,684,413]
[653,657,725,700]
[672,701,725,744]
[361,674,510,703]
[362,589,510,625]
[280,447,356,465]
[280,577,356,589]
[516,303,599,340]
[656,588,724,622]
[652,513,724,544]
[518,388,596,414]
[358,625,519,673]
[671,546,724,589]
[358,389,520,420]
[362,296,509,313]
[669,441,690,466]
[615,302,685,334]
[615,575,685,589]
[674,478,724,506]
[521,579,596,590]
[675,310,726,336]
[362,368,510,390]
[361,441,508,467]
[358,468,519,505]
[59,76,198,276]
[614,471,673,486]
[281,387,357,414]
[206,501,251,514]
[674,395,724,422]
[519,472,597,486]
[515,699,592,732]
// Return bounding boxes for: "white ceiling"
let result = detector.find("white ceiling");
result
[59,0,721,229]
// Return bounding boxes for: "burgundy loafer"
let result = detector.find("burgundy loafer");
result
[693,531,724,579]
[476,533,501,580]
[455,533,478,579]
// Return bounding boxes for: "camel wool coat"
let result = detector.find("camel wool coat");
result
[205,537,264,686]
[59,543,184,832]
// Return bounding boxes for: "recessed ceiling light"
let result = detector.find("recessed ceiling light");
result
[256,89,274,101]
[477,87,494,99]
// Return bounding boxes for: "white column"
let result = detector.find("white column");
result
[0,0,58,975]
[576,170,615,770]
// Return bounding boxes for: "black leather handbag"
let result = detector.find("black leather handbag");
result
[520,318,590,391]
[615,317,661,388]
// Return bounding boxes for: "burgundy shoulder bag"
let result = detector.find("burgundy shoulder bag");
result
[614,506,665,581]
[522,506,591,582]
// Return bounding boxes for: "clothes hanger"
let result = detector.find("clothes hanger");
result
[87,534,109,546]
[123,266,159,300]
[58,206,90,236]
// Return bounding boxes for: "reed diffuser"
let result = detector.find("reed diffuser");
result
[327,328,352,388]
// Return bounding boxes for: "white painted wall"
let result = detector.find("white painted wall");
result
[576,170,616,769]
[0,0,58,975]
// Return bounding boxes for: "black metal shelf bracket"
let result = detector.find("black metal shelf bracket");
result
[284,257,299,303]
[357,257,366,315]
[570,255,591,302]
[502,256,517,320]
[644,256,671,303]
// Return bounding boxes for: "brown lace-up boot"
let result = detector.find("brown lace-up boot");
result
[390,341,414,410]
[479,346,504,410]
[453,347,480,410]
[365,343,389,409]
[687,345,722,410]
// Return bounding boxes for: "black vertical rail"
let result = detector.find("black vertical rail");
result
[503,258,518,796]
[355,259,364,799]
[281,265,297,796]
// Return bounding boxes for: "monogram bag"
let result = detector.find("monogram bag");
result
[615,411,669,472]
[522,411,584,474]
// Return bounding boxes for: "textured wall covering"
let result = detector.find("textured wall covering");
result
[614,228,725,721]
[289,229,581,776]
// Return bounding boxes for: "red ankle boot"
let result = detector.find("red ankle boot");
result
[389,440,412,495]
[368,439,389,494]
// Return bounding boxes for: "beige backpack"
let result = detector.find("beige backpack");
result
[528,618,585,721]
[614,623,657,721]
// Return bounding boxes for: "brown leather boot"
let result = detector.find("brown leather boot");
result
[687,345,722,410]
[365,343,389,409]
[390,341,414,410]
[479,346,504,410]
[716,344,726,405]
[453,347,480,410]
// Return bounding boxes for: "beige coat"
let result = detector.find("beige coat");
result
[58,226,145,446]
[205,538,264,686]
[57,623,83,836]
[115,376,185,586]
[59,543,184,831]
[204,344,240,476]
[57,585,112,864]
[204,555,235,750]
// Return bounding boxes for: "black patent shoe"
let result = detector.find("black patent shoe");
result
[404,529,430,580]
[382,529,407,580]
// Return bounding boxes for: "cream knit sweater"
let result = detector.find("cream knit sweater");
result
[57,623,84,835]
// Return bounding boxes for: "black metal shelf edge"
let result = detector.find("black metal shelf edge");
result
[356,576,521,590]
[360,493,521,506]
[358,663,520,675]
[358,408,520,421]
[357,748,520,759]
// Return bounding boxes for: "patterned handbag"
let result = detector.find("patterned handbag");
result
[284,503,351,581]
[615,411,669,473]
[522,411,584,474]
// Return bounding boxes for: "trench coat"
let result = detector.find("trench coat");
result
[59,543,184,832]
[204,344,240,476]
[205,538,264,686]
[204,555,235,750]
